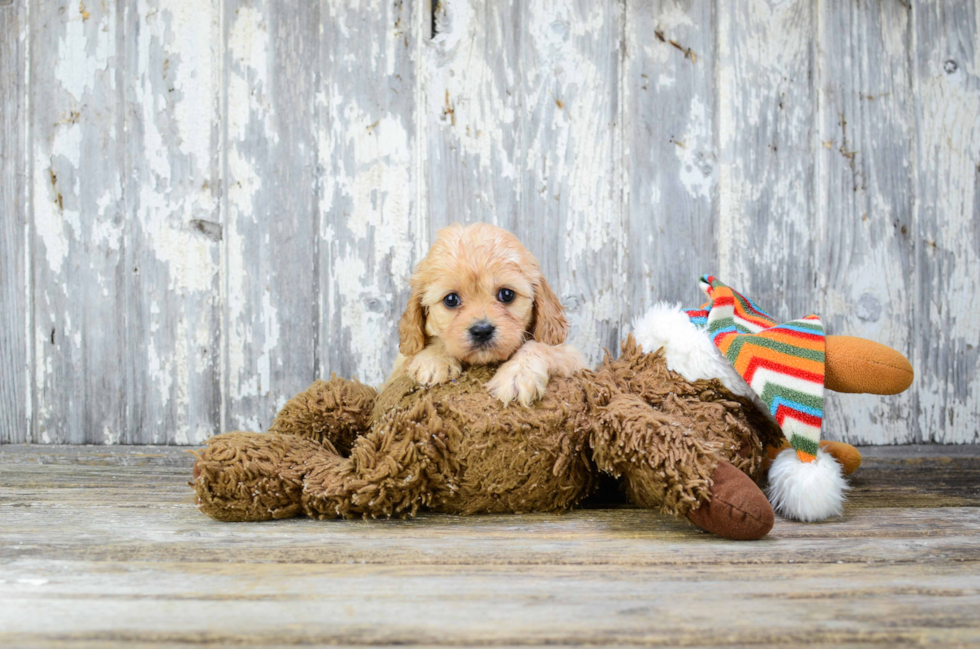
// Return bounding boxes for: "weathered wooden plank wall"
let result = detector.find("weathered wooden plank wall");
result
[0,0,977,445]
[0,0,28,444]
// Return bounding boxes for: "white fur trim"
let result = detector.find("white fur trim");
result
[767,448,848,522]
[630,303,770,416]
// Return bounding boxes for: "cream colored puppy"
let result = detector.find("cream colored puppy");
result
[391,222,584,406]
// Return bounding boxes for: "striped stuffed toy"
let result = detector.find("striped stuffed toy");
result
[632,275,848,522]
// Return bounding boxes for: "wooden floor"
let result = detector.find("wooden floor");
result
[1,445,979,648]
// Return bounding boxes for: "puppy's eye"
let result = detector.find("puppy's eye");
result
[442,293,461,308]
[497,288,516,304]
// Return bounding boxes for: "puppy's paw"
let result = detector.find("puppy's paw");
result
[486,356,550,406]
[407,350,462,386]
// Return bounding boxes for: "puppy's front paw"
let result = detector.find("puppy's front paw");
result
[407,351,462,386]
[486,357,549,406]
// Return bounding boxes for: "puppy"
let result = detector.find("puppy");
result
[391,222,585,406]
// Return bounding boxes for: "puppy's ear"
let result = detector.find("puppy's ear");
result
[531,276,569,345]
[398,289,427,355]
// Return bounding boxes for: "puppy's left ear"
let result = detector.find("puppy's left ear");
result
[531,276,569,345]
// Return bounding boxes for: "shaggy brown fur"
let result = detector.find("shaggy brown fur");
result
[193,337,783,523]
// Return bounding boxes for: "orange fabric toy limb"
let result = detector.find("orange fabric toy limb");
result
[825,335,914,395]
[764,335,912,475]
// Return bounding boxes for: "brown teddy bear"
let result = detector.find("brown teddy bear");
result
[192,224,913,539]
[191,329,910,540]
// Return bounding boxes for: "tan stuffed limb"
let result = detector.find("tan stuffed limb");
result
[760,336,912,475]
[824,335,913,395]
[591,392,774,540]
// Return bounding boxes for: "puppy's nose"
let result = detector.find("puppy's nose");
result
[468,320,496,344]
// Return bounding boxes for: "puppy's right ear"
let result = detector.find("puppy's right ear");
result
[398,289,427,355]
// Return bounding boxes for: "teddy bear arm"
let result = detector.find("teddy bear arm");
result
[269,375,378,455]
[192,431,341,522]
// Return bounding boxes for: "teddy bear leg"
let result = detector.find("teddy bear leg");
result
[593,393,720,516]
[269,375,378,455]
[192,431,340,522]
[825,335,913,395]
[686,460,774,540]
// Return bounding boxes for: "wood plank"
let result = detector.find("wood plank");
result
[911,0,980,443]
[222,1,319,431]
[716,0,816,317]
[124,1,222,444]
[626,0,718,313]
[0,560,978,646]
[815,1,916,445]
[0,0,29,443]
[30,0,128,443]
[315,0,422,386]
[1,445,979,646]
[517,0,624,362]
[424,0,523,233]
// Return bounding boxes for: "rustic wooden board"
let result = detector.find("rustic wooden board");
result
[626,0,718,313]
[0,0,28,444]
[126,0,223,444]
[716,0,817,318]
[222,1,319,433]
[816,1,916,445]
[0,445,979,646]
[424,0,523,233]
[515,0,625,361]
[911,0,980,444]
[316,0,423,386]
[29,0,129,443]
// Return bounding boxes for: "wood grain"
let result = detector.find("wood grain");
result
[0,0,28,443]
[316,0,423,386]
[911,0,980,444]
[424,0,523,233]
[517,0,624,361]
[0,445,978,646]
[716,0,817,318]
[816,0,916,445]
[30,0,128,443]
[626,0,718,313]
[222,1,319,433]
[125,1,223,444]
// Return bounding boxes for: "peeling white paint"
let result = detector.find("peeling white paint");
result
[13,0,979,446]
[426,0,518,187]
[676,96,714,200]
[149,225,216,294]
[55,1,112,102]
[33,168,69,274]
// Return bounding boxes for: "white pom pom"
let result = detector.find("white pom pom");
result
[767,447,848,522]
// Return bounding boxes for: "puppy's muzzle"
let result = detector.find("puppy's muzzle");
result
[468,320,496,347]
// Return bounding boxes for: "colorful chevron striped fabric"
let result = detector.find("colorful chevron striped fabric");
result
[685,276,825,462]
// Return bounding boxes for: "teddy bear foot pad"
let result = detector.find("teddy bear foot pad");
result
[686,461,775,540]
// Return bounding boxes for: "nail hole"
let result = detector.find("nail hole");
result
[944,59,958,74]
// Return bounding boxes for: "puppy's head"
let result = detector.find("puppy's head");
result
[398,223,568,365]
